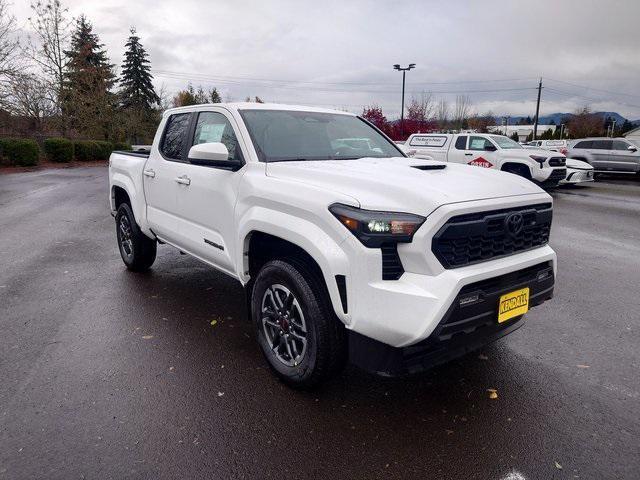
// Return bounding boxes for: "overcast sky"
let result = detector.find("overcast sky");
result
[12,0,640,120]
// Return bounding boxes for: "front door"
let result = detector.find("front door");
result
[610,140,640,172]
[173,110,246,275]
[459,135,500,169]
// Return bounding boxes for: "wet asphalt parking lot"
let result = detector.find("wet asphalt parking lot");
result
[0,166,639,480]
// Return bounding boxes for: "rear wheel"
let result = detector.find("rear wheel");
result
[251,259,347,388]
[115,203,156,271]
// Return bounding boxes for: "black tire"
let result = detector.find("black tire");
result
[115,203,156,272]
[251,258,347,388]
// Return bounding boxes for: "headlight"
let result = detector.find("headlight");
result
[529,155,547,166]
[329,203,425,247]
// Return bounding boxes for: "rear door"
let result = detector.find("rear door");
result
[172,109,247,275]
[590,140,612,169]
[143,112,193,245]
[610,140,640,172]
[445,135,469,164]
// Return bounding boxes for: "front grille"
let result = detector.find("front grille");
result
[432,203,552,268]
[548,157,566,167]
[546,168,567,183]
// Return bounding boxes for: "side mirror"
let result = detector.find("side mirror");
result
[628,145,638,152]
[484,144,497,152]
[187,142,242,170]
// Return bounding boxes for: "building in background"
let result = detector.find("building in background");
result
[487,125,557,142]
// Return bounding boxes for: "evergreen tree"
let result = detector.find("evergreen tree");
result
[64,15,117,139]
[119,28,159,110]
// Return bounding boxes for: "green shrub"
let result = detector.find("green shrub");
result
[0,138,40,166]
[73,141,97,161]
[94,141,114,160]
[113,142,132,151]
[74,140,115,161]
[43,138,74,163]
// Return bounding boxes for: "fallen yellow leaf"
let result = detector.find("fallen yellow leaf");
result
[487,388,498,399]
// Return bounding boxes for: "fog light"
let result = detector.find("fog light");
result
[459,293,480,306]
[537,270,551,282]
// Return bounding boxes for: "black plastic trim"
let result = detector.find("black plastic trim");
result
[335,275,348,314]
[381,243,404,280]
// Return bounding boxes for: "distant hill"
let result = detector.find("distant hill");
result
[507,111,632,125]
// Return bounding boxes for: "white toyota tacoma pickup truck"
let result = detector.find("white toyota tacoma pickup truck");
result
[109,103,556,387]
[405,133,567,187]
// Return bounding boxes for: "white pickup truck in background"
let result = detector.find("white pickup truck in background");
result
[405,133,567,187]
[109,103,556,387]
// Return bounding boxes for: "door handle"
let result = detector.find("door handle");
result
[175,175,191,186]
[464,153,473,156]
[143,169,155,178]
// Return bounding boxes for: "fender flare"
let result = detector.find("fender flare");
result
[110,173,152,237]
[237,207,351,323]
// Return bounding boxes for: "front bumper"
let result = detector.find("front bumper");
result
[560,169,594,184]
[538,168,567,187]
[349,261,554,376]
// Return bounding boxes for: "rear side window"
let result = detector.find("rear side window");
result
[455,136,467,150]
[160,113,191,160]
[193,112,242,161]
[574,141,592,149]
[593,140,612,150]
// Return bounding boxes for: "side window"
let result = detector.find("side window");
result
[160,113,191,160]
[593,140,612,150]
[612,140,631,151]
[455,136,467,150]
[575,141,592,149]
[192,112,242,161]
[468,136,491,151]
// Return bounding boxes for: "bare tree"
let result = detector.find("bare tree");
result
[1,73,55,130]
[567,105,604,138]
[406,92,433,124]
[27,0,72,119]
[436,99,449,128]
[0,0,20,97]
[453,95,472,129]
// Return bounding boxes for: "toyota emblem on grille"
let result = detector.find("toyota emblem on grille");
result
[504,213,524,237]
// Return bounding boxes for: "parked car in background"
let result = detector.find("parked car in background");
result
[566,138,640,173]
[526,139,568,156]
[109,103,556,387]
[560,158,594,185]
[405,133,567,187]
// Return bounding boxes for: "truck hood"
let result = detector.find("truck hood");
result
[266,157,545,216]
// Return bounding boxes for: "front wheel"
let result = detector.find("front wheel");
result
[115,203,156,272]
[251,259,347,388]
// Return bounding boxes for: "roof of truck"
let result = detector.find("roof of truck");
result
[164,102,355,116]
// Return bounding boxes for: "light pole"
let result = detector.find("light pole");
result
[393,63,415,139]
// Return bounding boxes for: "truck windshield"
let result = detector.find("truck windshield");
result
[489,135,523,150]
[239,109,403,162]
